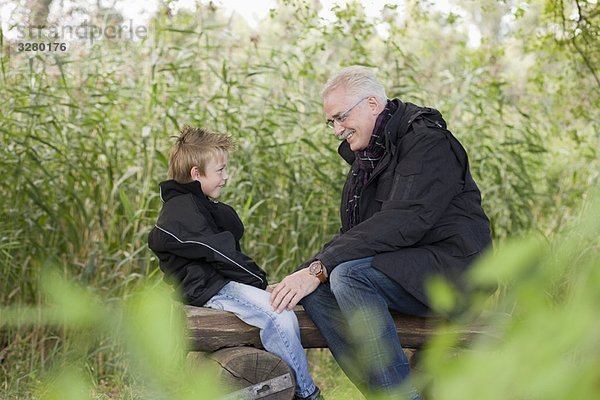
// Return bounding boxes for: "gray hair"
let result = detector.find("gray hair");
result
[322,66,387,104]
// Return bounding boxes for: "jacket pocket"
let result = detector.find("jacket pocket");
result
[389,161,422,200]
[375,174,393,201]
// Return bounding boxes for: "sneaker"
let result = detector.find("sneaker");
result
[294,386,322,400]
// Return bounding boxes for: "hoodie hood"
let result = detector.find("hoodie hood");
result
[160,179,207,203]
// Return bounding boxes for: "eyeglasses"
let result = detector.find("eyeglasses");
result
[325,96,369,129]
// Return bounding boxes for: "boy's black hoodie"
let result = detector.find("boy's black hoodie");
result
[147,180,267,306]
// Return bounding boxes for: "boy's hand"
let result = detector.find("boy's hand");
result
[270,269,320,313]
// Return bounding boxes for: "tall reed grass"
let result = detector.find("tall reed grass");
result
[0,1,598,398]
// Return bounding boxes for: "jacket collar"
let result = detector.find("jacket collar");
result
[159,179,210,204]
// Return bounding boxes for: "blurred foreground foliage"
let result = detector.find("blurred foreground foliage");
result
[1,275,223,399]
[421,185,600,399]
[0,0,598,398]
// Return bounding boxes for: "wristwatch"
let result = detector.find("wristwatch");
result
[308,260,327,283]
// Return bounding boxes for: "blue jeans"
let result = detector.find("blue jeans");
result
[204,281,316,398]
[301,257,429,399]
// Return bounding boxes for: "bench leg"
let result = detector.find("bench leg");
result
[188,347,295,400]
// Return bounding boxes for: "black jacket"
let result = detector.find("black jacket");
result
[313,100,492,305]
[147,180,267,306]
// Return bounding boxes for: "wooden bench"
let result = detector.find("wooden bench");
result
[184,305,486,399]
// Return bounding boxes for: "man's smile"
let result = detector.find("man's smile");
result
[338,130,355,140]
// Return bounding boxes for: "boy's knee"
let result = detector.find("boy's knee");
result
[264,308,299,334]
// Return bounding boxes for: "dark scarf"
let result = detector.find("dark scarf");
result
[346,100,397,228]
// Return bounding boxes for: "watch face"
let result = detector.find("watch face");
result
[309,263,321,275]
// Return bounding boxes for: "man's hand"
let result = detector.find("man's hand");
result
[270,268,320,313]
[265,284,277,293]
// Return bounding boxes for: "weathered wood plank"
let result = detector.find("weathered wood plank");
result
[185,305,485,352]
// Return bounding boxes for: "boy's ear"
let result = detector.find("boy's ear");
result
[190,166,201,181]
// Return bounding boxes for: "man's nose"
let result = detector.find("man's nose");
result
[333,121,345,135]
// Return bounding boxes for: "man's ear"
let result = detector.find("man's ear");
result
[190,166,201,181]
[368,96,384,115]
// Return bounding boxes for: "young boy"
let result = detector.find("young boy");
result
[147,126,320,400]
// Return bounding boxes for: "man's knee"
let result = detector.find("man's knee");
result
[301,285,337,322]
[329,265,350,294]
[329,259,372,295]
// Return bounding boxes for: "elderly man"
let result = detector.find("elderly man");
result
[271,66,491,398]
